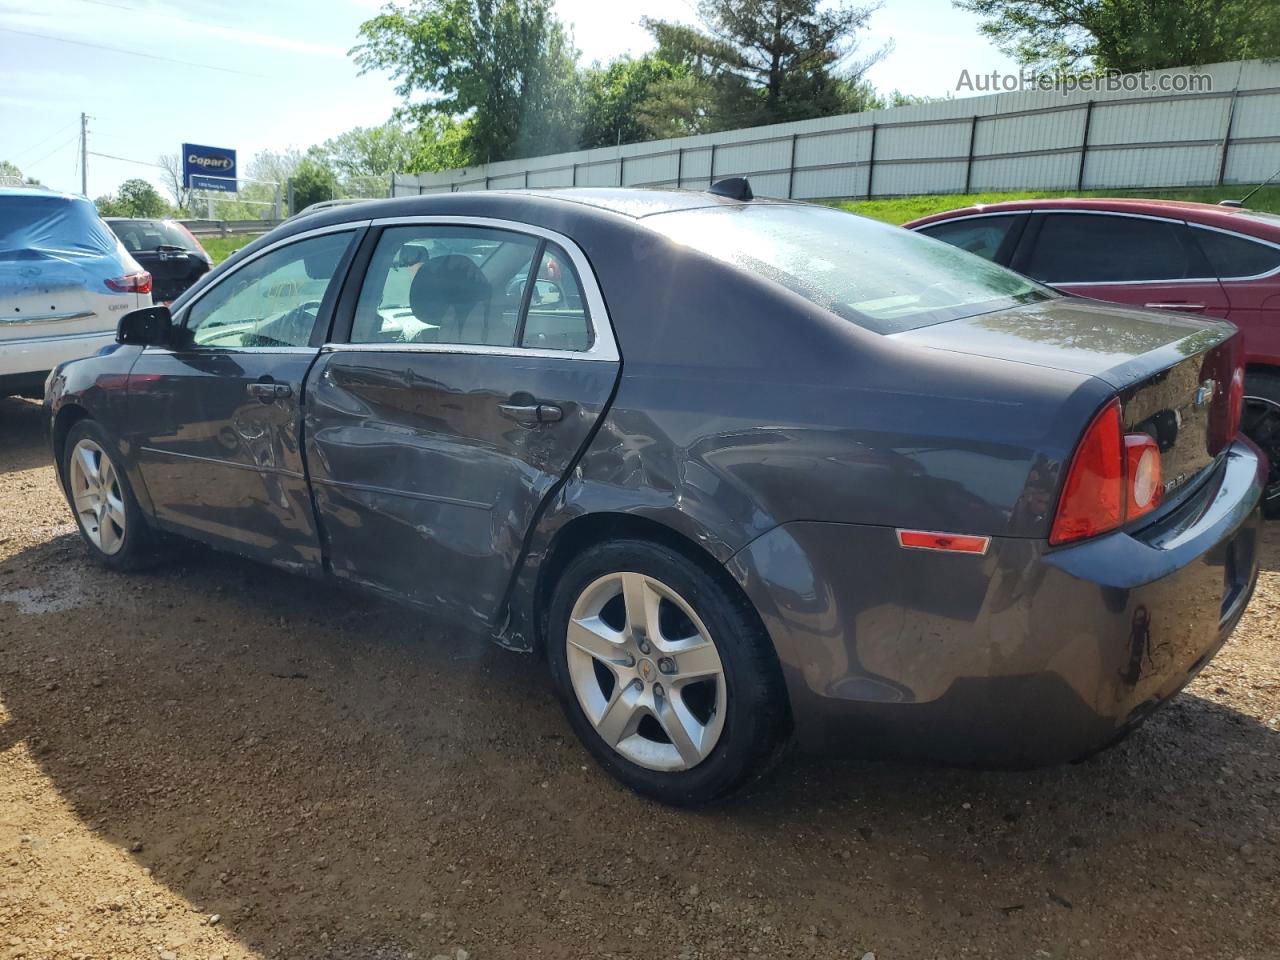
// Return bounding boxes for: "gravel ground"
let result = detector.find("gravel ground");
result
[1,394,1277,960]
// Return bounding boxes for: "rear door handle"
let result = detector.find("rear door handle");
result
[499,402,563,424]
[247,381,292,402]
[1144,301,1207,312]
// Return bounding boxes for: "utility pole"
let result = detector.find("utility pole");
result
[79,112,88,196]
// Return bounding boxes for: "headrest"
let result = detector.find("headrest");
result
[409,254,491,325]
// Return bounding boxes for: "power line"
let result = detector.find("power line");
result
[0,26,266,77]
[87,150,164,169]
[10,121,80,164]
[25,134,80,170]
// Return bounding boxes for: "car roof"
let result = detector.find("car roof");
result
[0,186,84,201]
[905,196,1280,240]
[291,187,777,229]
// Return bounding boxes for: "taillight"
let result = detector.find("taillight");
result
[1050,399,1163,546]
[1227,365,1245,442]
[1124,433,1162,520]
[106,272,152,294]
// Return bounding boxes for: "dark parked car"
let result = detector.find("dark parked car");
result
[905,197,1280,515]
[45,187,1263,804]
[105,218,212,303]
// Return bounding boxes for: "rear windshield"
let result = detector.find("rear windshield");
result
[645,203,1053,334]
[109,219,202,254]
[0,194,119,257]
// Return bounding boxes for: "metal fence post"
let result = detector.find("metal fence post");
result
[571,162,577,187]
[787,133,798,199]
[709,143,717,186]
[866,123,877,200]
[963,116,978,194]
[618,153,625,186]
[524,170,529,189]
[1217,89,1239,186]
[676,147,684,189]
[1077,100,1094,191]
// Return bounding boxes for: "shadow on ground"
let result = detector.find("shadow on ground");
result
[1,526,1277,958]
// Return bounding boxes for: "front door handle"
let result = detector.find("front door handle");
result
[499,401,563,424]
[1144,301,1207,312]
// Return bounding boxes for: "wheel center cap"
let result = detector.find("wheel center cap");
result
[638,658,657,683]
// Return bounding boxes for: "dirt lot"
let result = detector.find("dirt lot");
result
[1,395,1277,960]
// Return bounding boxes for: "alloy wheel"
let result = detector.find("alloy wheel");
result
[68,438,127,556]
[565,571,727,772]
[1242,394,1280,507]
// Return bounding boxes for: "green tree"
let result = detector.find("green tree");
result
[316,122,420,179]
[954,0,1280,72]
[289,157,338,213]
[95,178,169,218]
[352,0,582,164]
[1,160,42,186]
[578,55,689,148]
[642,0,888,131]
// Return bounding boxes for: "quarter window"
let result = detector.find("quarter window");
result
[1191,227,1280,279]
[1022,214,1198,283]
[520,242,591,351]
[351,225,539,346]
[918,215,1020,262]
[184,231,353,348]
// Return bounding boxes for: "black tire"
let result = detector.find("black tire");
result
[546,538,789,805]
[60,419,157,571]
[1242,370,1280,518]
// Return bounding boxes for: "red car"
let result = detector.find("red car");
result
[907,197,1280,513]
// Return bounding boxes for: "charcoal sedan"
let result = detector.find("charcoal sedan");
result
[45,185,1264,804]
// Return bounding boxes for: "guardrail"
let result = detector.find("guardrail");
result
[179,219,282,237]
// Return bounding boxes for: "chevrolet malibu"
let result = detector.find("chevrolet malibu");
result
[44,185,1264,804]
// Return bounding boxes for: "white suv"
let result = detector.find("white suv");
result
[1,187,152,397]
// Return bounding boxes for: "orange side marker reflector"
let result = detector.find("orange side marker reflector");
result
[896,529,991,555]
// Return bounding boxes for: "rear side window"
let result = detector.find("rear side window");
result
[1023,214,1197,283]
[1191,227,1280,279]
[917,215,1020,262]
[110,220,202,254]
[351,225,540,347]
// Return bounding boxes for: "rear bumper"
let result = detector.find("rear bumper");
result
[727,440,1265,764]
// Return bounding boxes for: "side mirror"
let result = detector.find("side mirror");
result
[116,306,173,346]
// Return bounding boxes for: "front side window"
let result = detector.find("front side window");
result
[645,203,1050,334]
[183,231,353,349]
[918,215,1020,262]
[1023,214,1197,283]
[351,225,540,346]
[1191,227,1280,279]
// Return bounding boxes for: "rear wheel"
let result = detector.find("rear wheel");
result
[1242,371,1280,518]
[546,539,788,805]
[61,420,156,570]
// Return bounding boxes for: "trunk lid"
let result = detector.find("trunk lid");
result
[895,296,1242,506]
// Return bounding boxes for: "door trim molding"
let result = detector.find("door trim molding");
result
[139,445,305,480]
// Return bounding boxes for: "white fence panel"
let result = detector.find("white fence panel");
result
[392,58,1280,199]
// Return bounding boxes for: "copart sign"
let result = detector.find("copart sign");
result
[182,144,237,193]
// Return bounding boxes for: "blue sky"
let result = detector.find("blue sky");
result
[1,0,1016,200]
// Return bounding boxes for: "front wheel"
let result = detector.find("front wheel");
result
[1242,371,1280,518]
[61,420,156,570]
[546,539,788,805]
